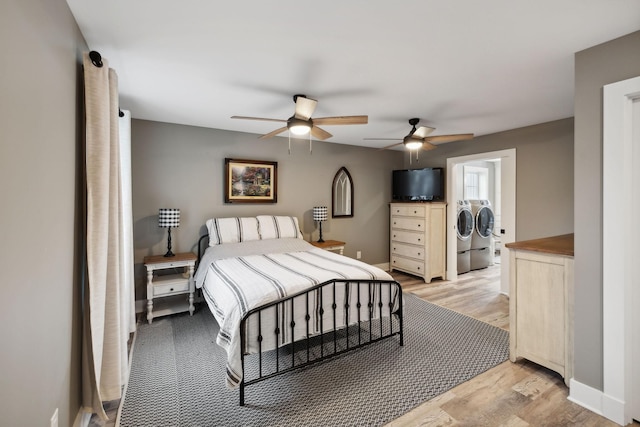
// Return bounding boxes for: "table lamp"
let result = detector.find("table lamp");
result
[159,208,180,257]
[313,206,328,243]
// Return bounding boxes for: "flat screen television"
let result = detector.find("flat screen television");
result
[392,167,444,201]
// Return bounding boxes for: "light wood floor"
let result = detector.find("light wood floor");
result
[386,260,637,427]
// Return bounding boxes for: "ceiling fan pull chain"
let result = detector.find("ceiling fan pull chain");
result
[309,133,312,154]
[288,132,291,155]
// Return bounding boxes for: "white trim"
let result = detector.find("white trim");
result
[568,378,605,416]
[588,74,640,426]
[373,262,390,271]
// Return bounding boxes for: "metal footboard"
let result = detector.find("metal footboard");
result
[238,279,403,406]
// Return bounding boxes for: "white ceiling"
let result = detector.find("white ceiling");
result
[66,1,640,150]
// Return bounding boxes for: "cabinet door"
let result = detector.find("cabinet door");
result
[515,257,565,370]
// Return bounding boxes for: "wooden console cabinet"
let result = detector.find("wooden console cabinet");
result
[505,234,574,385]
[389,202,446,283]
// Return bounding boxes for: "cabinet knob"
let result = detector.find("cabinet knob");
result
[414,211,417,214]
[418,224,421,227]
[417,267,421,270]
[418,238,421,242]
[170,288,174,292]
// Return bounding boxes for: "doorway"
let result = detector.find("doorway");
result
[446,149,516,295]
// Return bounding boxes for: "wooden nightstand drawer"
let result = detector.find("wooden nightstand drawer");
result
[391,205,425,217]
[153,274,189,296]
[391,230,424,245]
[391,217,425,231]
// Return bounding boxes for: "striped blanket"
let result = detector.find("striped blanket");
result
[194,238,397,388]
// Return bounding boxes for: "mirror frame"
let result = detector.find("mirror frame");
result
[332,166,354,218]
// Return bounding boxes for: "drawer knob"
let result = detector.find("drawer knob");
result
[417,267,421,270]
[414,211,417,214]
[418,238,421,242]
[170,288,174,292]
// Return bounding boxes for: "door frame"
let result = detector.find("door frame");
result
[601,75,640,425]
[446,148,516,295]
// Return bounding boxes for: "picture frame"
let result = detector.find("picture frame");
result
[224,158,277,203]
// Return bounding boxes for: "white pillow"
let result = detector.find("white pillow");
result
[256,215,303,240]
[206,217,261,246]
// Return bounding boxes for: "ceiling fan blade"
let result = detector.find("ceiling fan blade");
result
[421,141,438,151]
[294,96,317,120]
[413,126,436,138]
[258,126,288,139]
[231,115,287,123]
[379,141,403,150]
[425,133,474,144]
[313,115,368,126]
[310,125,332,140]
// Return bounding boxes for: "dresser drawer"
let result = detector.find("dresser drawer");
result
[391,256,425,275]
[391,217,425,231]
[391,205,426,217]
[391,229,425,245]
[391,243,425,260]
[153,274,190,297]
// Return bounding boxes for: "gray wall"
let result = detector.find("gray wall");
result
[0,1,87,426]
[574,30,640,390]
[131,119,404,300]
[403,118,575,241]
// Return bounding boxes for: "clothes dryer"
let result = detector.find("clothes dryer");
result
[469,200,494,270]
[456,200,474,274]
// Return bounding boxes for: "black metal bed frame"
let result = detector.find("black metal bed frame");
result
[197,234,404,406]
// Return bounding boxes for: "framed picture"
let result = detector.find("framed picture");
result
[224,158,277,203]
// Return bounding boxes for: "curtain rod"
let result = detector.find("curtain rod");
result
[89,51,103,68]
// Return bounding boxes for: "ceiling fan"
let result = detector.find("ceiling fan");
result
[231,94,368,141]
[365,118,474,151]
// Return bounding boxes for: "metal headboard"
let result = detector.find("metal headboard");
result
[197,234,209,267]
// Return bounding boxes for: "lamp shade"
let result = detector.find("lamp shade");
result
[158,208,180,228]
[313,206,328,222]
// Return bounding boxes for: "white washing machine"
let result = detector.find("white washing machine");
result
[469,200,495,270]
[456,200,474,274]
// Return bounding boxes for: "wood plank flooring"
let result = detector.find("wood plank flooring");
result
[386,261,636,427]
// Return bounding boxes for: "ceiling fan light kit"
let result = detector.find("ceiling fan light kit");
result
[403,136,423,150]
[287,117,312,135]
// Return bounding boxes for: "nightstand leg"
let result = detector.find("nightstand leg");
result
[147,299,153,324]
[146,268,154,324]
[188,264,195,315]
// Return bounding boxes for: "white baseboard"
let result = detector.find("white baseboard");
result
[374,262,390,271]
[568,378,627,426]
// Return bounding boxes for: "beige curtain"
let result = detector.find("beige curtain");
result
[81,52,135,420]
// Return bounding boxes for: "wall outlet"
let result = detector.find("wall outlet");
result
[356,251,362,259]
[50,408,58,427]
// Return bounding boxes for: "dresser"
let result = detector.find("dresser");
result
[389,202,446,283]
[505,234,574,385]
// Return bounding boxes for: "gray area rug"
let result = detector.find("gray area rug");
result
[119,293,509,426]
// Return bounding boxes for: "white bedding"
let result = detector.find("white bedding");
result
[194,238,397,388]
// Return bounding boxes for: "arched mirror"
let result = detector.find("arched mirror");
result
[332,167,353,218]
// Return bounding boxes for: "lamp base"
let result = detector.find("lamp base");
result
[164,227,176,257]
[316,222,325,243]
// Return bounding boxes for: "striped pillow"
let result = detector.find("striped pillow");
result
[206,217,261,246]
[256,215,303,240]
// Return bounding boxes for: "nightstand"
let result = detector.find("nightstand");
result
[143,252,197,324]
[310,239,346,255]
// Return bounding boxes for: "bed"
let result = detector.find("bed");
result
[194,215,404,405]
